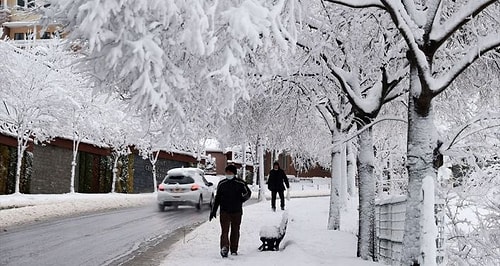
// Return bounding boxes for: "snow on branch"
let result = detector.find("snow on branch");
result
[320,53,377,114]
[401,0,425,28]
[321,53,407,116]
[429,0,498,49]
[332,116,407,149]
[442,111,500,152]
[323,0,384,9]
[423,0,442,35]
[381,1,433,88]
[48,0,298,120]
[432,34,500,95]
[383,64,409,103]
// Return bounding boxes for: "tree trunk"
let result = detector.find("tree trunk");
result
[347,141,357,197]
[340,142,348,207]
[258,142,266,201]
[242,143,246,181]
[14,138,26,194]
[111,154,120,193]
[152,163,158,193]
[70,138,81,194]
[328,148,341,230]
[252,142,258,188]
[356,125,376,260]
[402,66,438,265]
[150,151,160,193]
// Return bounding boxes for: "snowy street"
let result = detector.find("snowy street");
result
[0,203,209,266]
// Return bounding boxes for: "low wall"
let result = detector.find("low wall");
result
[375,196,445,265]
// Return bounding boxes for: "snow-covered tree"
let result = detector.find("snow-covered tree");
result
[46,0,299,121]
[0,41,66,194]
[60,84,109,193]
[282,3,408,258]
[323,0,500,263]
[98,100,141,193]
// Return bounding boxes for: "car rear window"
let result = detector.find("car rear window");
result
[164,175,195,184]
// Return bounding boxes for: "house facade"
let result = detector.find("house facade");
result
[1,0,61,46]
[0,133,205,194]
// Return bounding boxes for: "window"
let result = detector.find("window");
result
[40,32,52,39]
[13,32,25,40]
[163,175,195,185]
[17,0,34,8]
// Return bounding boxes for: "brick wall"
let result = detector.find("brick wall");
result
[31,145,73,193]
[132,155,190,193]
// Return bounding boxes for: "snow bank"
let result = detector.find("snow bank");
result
[162,197,381,266]
[0,193,155,229]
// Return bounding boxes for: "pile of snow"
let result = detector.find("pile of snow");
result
[162,197,381,266]
[259,211,287,238]
[0,193,155,229]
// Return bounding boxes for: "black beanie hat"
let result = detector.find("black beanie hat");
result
[225,165,237,175]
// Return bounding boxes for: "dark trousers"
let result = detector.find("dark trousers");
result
[271,190,285,209]
[220,211,242,253]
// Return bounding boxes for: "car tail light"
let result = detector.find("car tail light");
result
[158,184,165,191]
[191,184,200,191]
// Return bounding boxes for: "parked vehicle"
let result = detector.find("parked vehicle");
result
[157,168,214,211]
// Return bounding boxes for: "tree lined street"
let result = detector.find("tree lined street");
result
[1,0,499,265]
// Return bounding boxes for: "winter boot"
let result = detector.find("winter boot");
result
[220,247,229,258]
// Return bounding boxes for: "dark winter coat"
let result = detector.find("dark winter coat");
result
[212,177,251,214]
[267,169,290,192]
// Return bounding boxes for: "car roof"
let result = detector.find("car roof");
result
[167,167,204,177]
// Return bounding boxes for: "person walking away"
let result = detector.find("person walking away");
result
[267,162,290,211]
[209,165,251,258]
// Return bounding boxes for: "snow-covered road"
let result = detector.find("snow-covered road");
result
[0,205,209,266]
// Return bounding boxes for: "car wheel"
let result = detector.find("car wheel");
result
[196,196,202,210]
[158,204,165,212]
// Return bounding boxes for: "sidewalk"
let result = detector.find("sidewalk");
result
[161,197,382,266]
[0,193,154,228]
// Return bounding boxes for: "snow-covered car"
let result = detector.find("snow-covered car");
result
[157,168,215,211]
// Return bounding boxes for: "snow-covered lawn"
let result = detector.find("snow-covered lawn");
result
[0,193,155,229]
[162,197,381,266]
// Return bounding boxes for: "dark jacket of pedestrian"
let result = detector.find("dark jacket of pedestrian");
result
[267,167,290,192]
[212,176,251,214]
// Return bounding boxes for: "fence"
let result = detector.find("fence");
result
[375,196,445,265]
